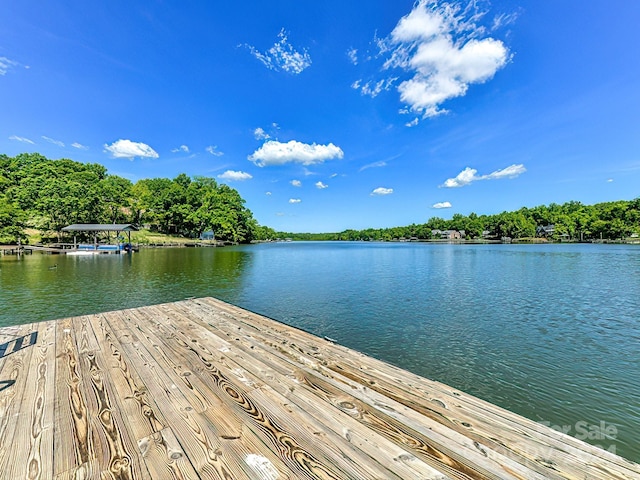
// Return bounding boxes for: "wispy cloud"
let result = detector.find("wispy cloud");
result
[359,160,387,172]
[42,136,65,147]
[218,170,252,181]
[9,135,34,144]
[104,139,159,160]
[347,48,358,65]
[172,145,190,153]
[356,0,511,122]
[352,77,397,98]
[254,123,281,141]
[441,164,526,188]
[433,201,452,209]
[371,187,393,196]
[0,56,18,76]
[290,179,302,187]
[206,145,223,156]
[249,140,344,167]
[289,198,301,204]
[254,127,270,140]
[315,181,328,189]
[491,11,520,31]
[71,142,89,150]
[244,29,311,74]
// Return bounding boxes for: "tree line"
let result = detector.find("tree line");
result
[2,153,638,245]
[278,199,640,242]
[0,153,276,244]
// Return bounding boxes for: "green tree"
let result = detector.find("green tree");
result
[0,195,27,243]
[98,175,133,224]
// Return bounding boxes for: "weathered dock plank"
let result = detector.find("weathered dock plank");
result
[0,323,40,476]
[0,321,55,480]
[0,297,638,479]
[195,297,640,479]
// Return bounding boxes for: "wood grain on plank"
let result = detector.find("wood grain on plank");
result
[53,317,94,476]
[172,302,458,479]
[152,302,425,480]
[107,308,249,479]
[195,296,640,480]
[72,315,151,480]
[137,427,200,480]
[138,304,348,479]
[0,320,55,480]
[92,313,166,438]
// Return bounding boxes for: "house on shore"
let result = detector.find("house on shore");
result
[536,224,555,237]
[431,229,462,240]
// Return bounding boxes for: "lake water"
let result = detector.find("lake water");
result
[1,242,639,462]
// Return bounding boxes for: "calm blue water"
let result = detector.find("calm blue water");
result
[1,242,639,461]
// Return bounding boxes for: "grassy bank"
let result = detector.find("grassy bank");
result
[23,228,223,246]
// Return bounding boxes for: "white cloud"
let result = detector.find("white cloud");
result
[290,179,302,187]
[607,178,614,183]
[206,145,223,156]
[315,181,328,189]
[172,145,190,153]
[254,127,270,140]
[483,163,526,180]
[371,187,393,196]
[492,12,520,31]
[405,118,419,127]
[0,57,18,75]
[245,29,311,74]
[9,135,34,144]
[443,167,479,187]
[42,136,65,147]
[359,161,387,172]
[249,140,344,167]
[442,163,526,188]
[433,201,452,209]
[218,170,252,181]
[363,80,385,97]
[71,142,88,150]
[347,48,358,65]
[355,78,398,98]
[364,0,510,121]
[289,198,301,204]
[266,191,272,195]
[104,139,159,160]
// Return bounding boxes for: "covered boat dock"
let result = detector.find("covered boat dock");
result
[61,223,138,253]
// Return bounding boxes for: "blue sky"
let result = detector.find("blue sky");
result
[1,1,639,232]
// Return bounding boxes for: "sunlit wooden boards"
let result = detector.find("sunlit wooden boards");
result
[0,298,638,479]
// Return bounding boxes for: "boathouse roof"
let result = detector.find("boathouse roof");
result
[61,223,139,232]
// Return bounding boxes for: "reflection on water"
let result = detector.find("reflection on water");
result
[0,247,253,323]
[1,242,639,461]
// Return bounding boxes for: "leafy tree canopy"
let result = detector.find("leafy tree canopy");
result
[1,152,272,243]
[278,200,640,242]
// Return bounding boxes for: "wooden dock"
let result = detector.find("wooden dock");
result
[0,298,638,479]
